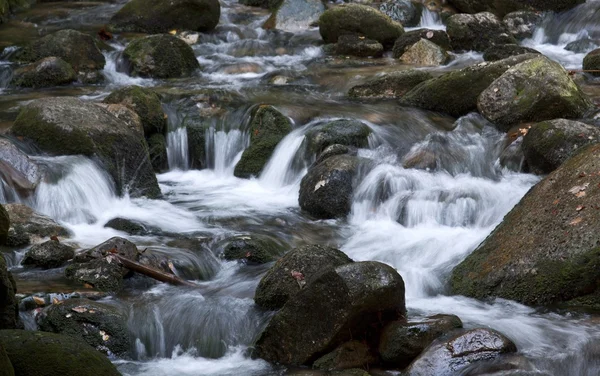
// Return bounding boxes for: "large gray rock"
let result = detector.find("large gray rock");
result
[522,119,600,174]
[109,0,220,34]
[3,204,70,247]
[11,57,76,88]
[401,53,536,117]
[482,44,540,61]
[123,35,200,79]
[22,240,75,269]
[449,143,600,308]
[103,86,166,137]
[262,0,324,32]
[305,119,371,155]
[313,341,376,370]
[349,69,432,99]
[9,97,160,198]
[478,56,592,131]
[405,328,517,375]
[254,261,406,365]
[254,244,353,310]
[399,38,451,66]
[566,38,600,53]
[332,35,384,58]
[13,29,105,84]
[319,4,404,48]
[379,0,421,27]
[37,299,129,356]
[446,12,516,52]
[503,11,543,40]
[392,29,451,59]
[299,154,360,219]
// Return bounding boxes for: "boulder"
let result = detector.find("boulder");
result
[399,38,451,66]
[392,29,451,59]
[503,11,543,40]
[21,239,75,269]
[14,29,105,83]
[305,119,371,155]
[446,12,516,52]
[478,56,592,131]
[221,235,285,264]
[447,0,584,16]
[147,133,169,172]
[74,237,138,266]
[9,97,160,198]
[522,119,600,174]
[583,48,600,77]
[104,217,149,235]
[109,0,220,34]
[123,35,200,79]
[566,38,600,53]
[11,57,76,88]
[0,330,120,376]
[482,44,540,61]
[379,314,463,367]
[313,341,376,370]
[3,204,70,247]
[96,104,144,137]
[449,143,600,308]
[0,255,18,329]
[37,299,129,356]
[254,244,353,310]
[254,261,406,365]
[299,154,360,219]
[262,0,325,32]
[0,205,7,246]
[333,35,384,58]
[103,86,166,137]
[233,105,292,178]
[314,144,357,166]
[0,138,41,198]
[319,4,404,48]
[401,53,536,117]
[0,343,13,376]
[348,69,432,99]
[405,328,517,375]
[379,0,421,27]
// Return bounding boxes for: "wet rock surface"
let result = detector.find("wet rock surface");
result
[21,239,75,269]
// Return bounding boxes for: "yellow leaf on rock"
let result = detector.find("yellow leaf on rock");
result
[169,30,177,35]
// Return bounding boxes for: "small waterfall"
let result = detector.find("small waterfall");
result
[164,104,190,171]
[208,128,246,176]
[259,125,309,188]
[417,8,445,30]
[102,46,152,87]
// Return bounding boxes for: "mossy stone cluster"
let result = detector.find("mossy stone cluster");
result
[233,105,292,178]
[446,12,516,52]
[104,86,166,136]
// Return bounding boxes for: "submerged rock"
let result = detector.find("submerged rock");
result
[482,44,540,61]
[123,35,200,79]
[234,105,292,178]
[254,244,353,310]
[402,53,536,117]
[22,239,75,269]
[14,29,105,83]
[319,4,404,48]
[583,48,600,77]
[254,261,406,365]
[405,328,517,375]
[103,86,166,137]
[349,69,432,99]
[392,29,451,59]
[522,119,600,174]
[9,97,160,198]
[0,330,120,376]
[478,56,592,131]
[11,57,76,88]
[449,143,600,308]
[3,204,70,247]
[109,0,220,34]
[299,154,361,219]
[399,38,451,66]
[103,218,149,236]
[446,12,516,52]
[37,299,129,356]
[305,119,371,155]
[221,234,285,264]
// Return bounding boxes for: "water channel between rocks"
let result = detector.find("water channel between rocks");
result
[1,0,600,375]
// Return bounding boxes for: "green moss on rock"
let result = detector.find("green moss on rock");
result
[0,343,13,376]
[11,57,76,88]
[349,69,432,99]
[583,48,600,77]
[104,86,166,136]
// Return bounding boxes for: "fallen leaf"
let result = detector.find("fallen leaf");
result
[50,235,59,242]
[576,205,585,211]
[552,199,560,205]
[84,283,94,289]
[88,310,96,314]
[72,306,88,314]
[99,330,110,342]
[568,183,589,195]
[33,296,45,306]
[570,217,583,225]
[168,261,176,273]
[169,29,177,35]
[576,191,587,198]
[291,271,304,281]
[579,172,587,178]
[52,297,61,305]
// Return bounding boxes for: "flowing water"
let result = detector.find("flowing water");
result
[1,0,600,375]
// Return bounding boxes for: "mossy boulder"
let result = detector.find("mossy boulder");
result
[319,4,404,48]
[522,119,600,174]
[123,34,200,79]
[0,205,8,246]
[11,57,76,88]
[379,0,421,27]
[483,44,540,61]
[392,29,451,59]
[379,314,463,367]
[254,244,353,310]
[401,53,537,117]
[399,38,451,66]
[583,48,600,77]
[478,56,592,131]
[109,0,220,34]
[9,97,160,198]
[448,0,584,16]
[349,69,432,99]
[405,328,517,375]
[221,235,285,264]
[332,35,384,58]
[14,29,105,84]
[0,255,18,330]
[254,261,406,365]
[446,12,516,52]
[502,11,543,40]
[37,299,129,356]
[96,103,145,137]
[0,330,120,376]
[233,105,292,178]
[22,239,75,269]
[305,119,371,155]
[449,144,600,308]
[103,86,166,137]
[3,204,70,247]
[0,343,13,376]
[147,133,169,172]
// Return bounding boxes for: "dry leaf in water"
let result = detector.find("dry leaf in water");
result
[570,217,583,225]
[71,306,88,314]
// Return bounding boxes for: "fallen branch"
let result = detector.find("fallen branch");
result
[568,69,600,75]
[112,254,199,288]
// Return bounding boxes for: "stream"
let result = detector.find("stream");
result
[1,0,600,375]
